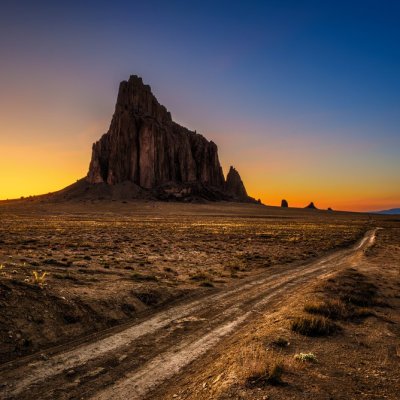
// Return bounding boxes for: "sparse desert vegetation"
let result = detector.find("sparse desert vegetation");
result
[290,314,339,336]
[0,201,399,400]
[32,271,48,286]
[237,342,284,386]
[0,200,371,363]
[153,221,400,400]
[294,352,317,363]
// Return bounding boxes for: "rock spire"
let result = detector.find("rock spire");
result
[85,75,255,202]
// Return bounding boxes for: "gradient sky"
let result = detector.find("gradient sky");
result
[1,0,399,211]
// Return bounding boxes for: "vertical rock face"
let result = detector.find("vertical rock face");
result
[225,166,248,200]
[281,199,288,207]
[87,75,225,191]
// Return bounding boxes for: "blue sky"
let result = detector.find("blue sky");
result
[0,0,399,209]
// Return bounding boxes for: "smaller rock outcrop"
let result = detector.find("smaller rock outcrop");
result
[327,207,333,211]
[305,202,317,209]
[281,199,288,208]
[225,166,248,200]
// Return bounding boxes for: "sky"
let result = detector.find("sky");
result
[0,0,399,211]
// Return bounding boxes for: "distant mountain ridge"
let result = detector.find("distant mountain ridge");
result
[371,208,400,215]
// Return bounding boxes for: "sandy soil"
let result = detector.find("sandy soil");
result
[153,223,400,400]
[0,201,369,363]
[0,201,397,399]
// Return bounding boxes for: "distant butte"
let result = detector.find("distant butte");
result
[60,75,257,203]
[305,202,317,209]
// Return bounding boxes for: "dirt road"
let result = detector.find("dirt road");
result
[0,229,377,400]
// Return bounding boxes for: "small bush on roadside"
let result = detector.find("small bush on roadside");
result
[294,352,318,362]
[291,315,339,336]
[238,343,284,386]
[304,299,347,320]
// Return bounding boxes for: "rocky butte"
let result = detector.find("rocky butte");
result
[61,75,256,202]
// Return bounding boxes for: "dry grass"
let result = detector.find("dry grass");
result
[32,271,48,285]
[305,268,390,326]
[323,269,378,307]
[291,315,339,336]
[0,201,374,363]
[151,224,400,400]
[304,299,347,320]
[237,342,284,386]
[294,352,318,363]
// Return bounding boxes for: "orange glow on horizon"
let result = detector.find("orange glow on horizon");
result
[0,146,398,212]
[0,116,398,212]
[0,144,89,200]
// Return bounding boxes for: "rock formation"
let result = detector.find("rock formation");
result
[225,166,248,200]
[83,75,255,202]
[305,202,317,209]
[281,199,288,208]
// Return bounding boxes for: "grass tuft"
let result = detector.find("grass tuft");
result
[291,315,339,336]
[304,299,347,320]
[238,343,284,386]
[323,269,378,307]
[32,271,48,285]
[294,352,318,362]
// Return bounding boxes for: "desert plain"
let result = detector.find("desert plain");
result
[0,200,399,399]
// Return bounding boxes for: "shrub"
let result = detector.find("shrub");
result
[294,352,318,362]
[291,315,339,336]
[238,343,284,386]
[304,299,347,320]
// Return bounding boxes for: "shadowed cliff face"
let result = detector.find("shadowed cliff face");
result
[85,75,255,202]
[87,75,225,189]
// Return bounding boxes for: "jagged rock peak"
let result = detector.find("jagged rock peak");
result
[86,75,256,203]
[115,75,172,124]
[225,166,248,199]
[281,199,288,207]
